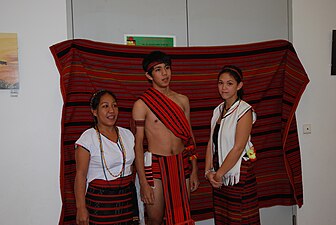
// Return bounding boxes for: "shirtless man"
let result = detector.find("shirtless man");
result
[132,51,199,225]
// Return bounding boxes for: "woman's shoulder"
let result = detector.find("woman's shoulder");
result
[117,126,134,137]
[239,100,256,122]
[76,127,96,148]
[239,100,251,107]
[117,127,135,144]
[211,102,224,118]
[78,127,96,139]
[81,127,95,134]
[214,102,224,111]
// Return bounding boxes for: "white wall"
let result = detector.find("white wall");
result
[0,0,66,224]
[0,1,335,225]
[293,0,336,224]
[188,0,289,46]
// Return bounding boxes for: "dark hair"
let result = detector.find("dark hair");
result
[90,89,117,124]
[142,51,172,75]
[218,65,244,98]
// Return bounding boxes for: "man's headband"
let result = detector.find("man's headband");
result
[145,61,162,72]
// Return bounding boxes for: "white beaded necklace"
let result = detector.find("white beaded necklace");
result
[95,126,126,178]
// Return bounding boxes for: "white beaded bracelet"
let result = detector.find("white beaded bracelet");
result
[204,168,215,179]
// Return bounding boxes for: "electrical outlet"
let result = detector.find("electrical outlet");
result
[303,124,311,134]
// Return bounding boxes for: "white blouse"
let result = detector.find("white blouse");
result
[75,127,135,183]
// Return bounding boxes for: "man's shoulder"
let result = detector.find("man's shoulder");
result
[133,98,145,107]
[132,98,150,118]
[174,92,189,106]
[170,90,188,100]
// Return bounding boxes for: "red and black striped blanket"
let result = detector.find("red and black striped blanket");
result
[50,39,309,225]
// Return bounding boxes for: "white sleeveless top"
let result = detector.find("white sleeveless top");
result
[210,100,256,186]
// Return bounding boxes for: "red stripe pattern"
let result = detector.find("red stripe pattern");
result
[213,160,260,225]
[151,151,191,180]
[157,153,194,225]
[139,87,197,158]
[86,176,139,224]
[50,39,309,225]
[139,87,193,144]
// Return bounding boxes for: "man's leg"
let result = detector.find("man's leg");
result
[146,179,165,225]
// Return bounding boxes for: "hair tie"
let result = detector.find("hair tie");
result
[90,89,106,108]
[227,67,242,78]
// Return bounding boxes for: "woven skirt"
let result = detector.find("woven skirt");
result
[213,160,260,225]
[86,175,139,225]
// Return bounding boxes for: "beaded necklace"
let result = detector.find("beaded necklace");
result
[95,126,126,178]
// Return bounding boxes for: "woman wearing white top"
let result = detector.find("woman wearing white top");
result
[205,66,260,225]
[74,89,139,225]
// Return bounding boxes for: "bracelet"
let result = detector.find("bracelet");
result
[204,168,215,179]
[189,154,198,160]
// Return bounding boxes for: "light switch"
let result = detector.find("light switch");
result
[303,124,311,134]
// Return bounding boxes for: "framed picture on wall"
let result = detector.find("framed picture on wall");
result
[0,33,19,89]
[124,34,175,47]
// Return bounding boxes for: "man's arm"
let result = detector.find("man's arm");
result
[182,95,200,192]
[132,100,155,204]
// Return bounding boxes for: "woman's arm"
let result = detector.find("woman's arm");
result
[214,110,253,182]
[205,136,223,188]
[74,146,90,225]
[204,140,213,176]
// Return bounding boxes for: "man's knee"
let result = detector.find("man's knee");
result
[147,216,164,225]
[146,205,164,225]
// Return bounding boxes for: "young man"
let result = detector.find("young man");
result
[132,51,199,225]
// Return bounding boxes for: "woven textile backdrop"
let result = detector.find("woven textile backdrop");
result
[50,39,309,225]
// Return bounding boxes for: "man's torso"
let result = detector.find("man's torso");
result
[144,92,187,156]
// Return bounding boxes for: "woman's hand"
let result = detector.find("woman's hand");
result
[206,171,222,188]
[214,172,223,183]
[76,207,89,225]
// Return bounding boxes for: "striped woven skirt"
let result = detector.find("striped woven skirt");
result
[213,160,260,225]
[86,175,139,225]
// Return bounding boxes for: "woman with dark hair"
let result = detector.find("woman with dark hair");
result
[74,89,139,225]
[205,66,260,224]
